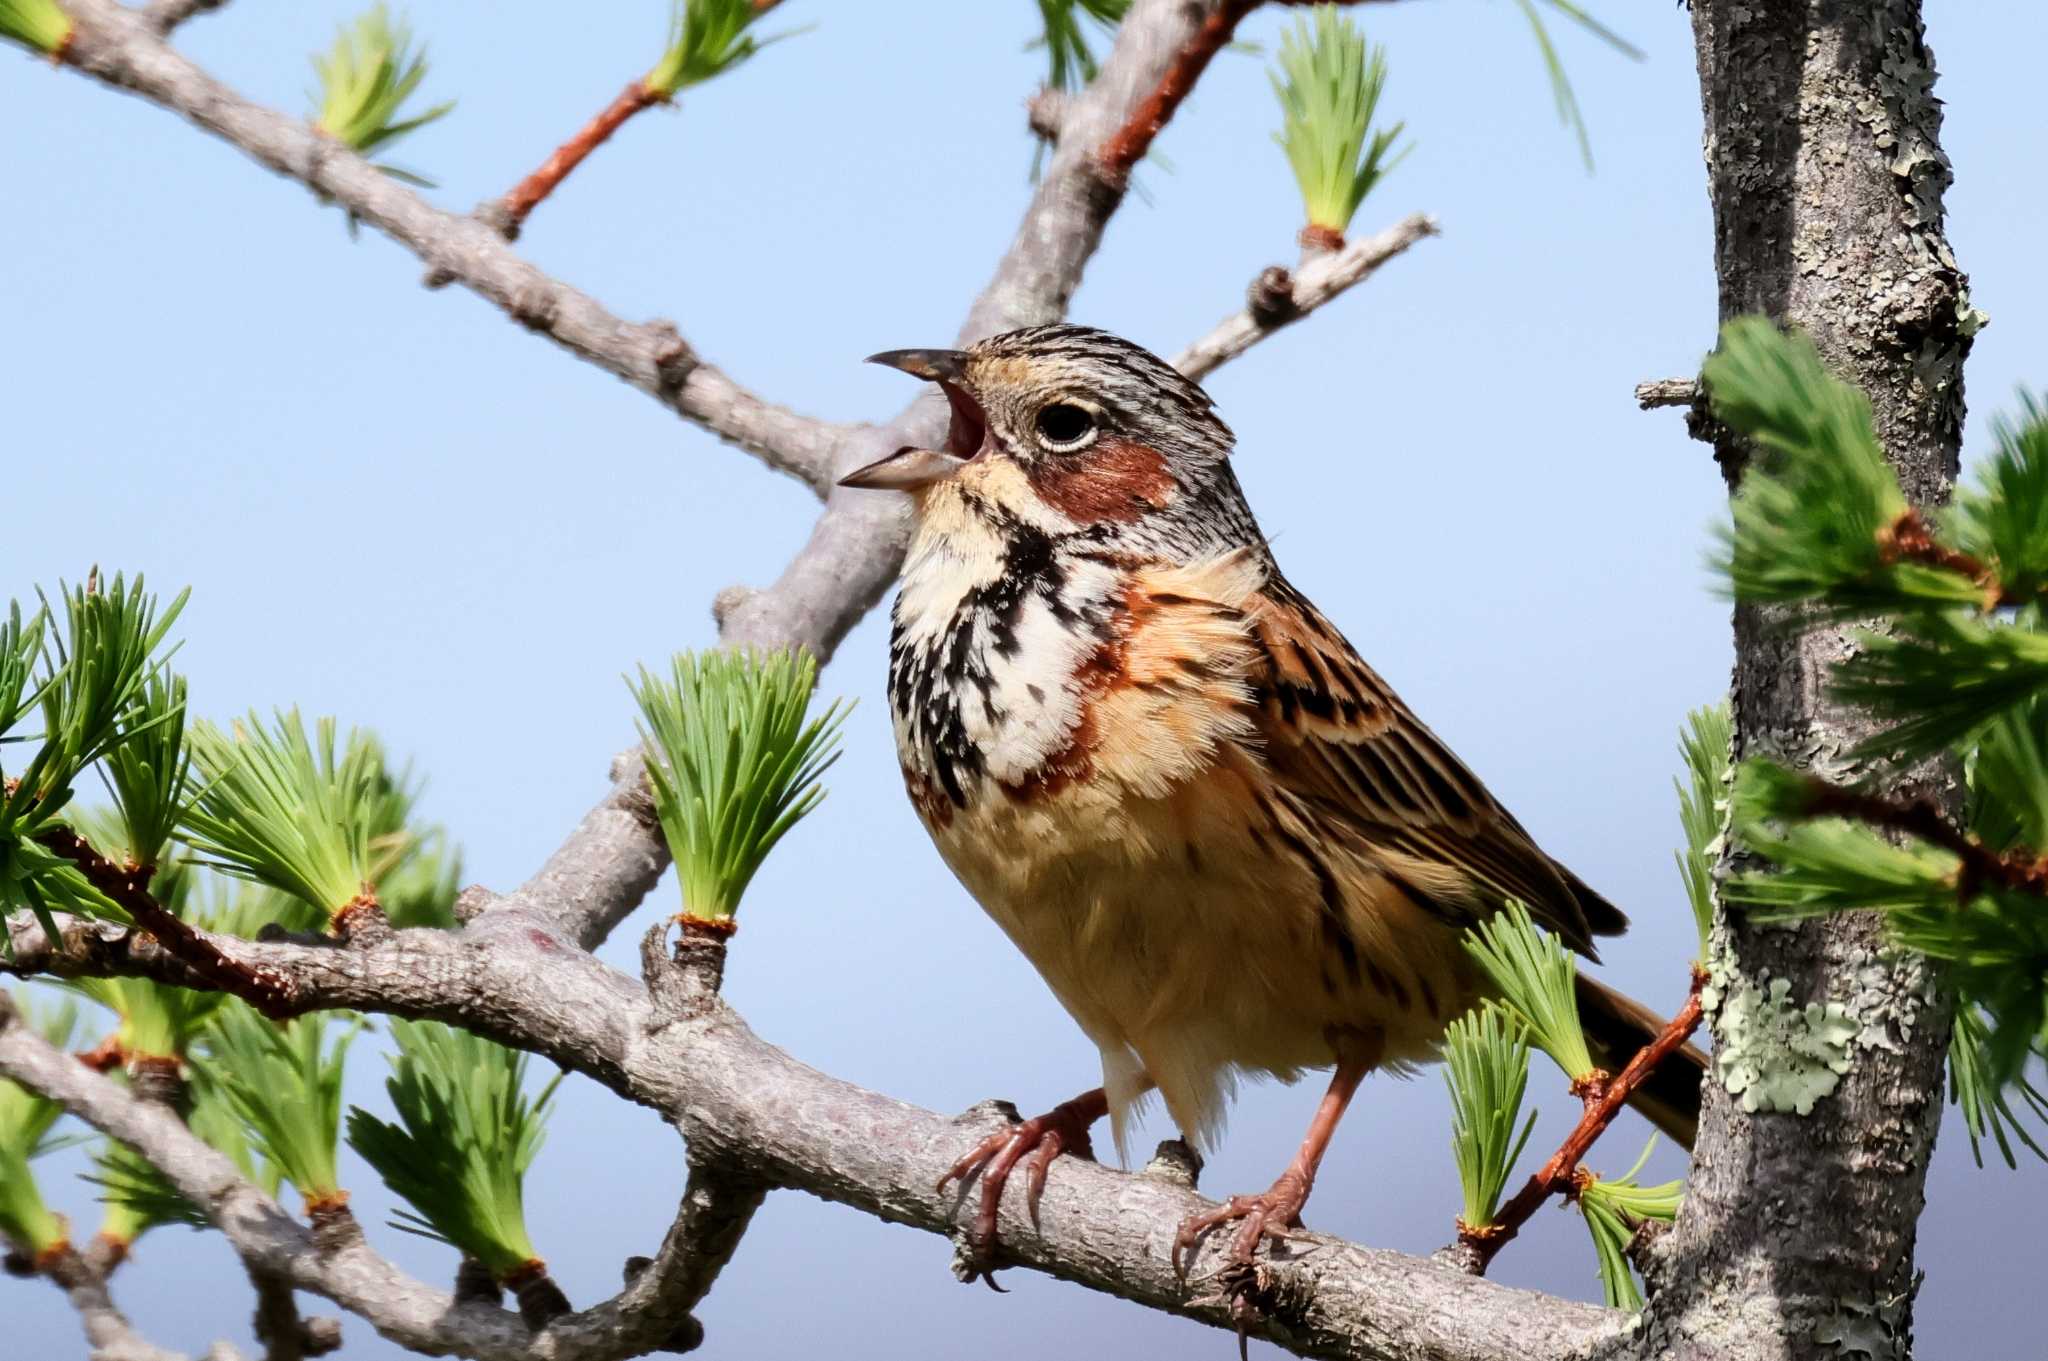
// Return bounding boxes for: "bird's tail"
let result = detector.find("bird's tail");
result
[1573,973,1706,1149]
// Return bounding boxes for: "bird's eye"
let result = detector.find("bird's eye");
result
[1034,402,1097,451]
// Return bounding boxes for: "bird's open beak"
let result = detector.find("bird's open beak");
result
[840,349,987,491]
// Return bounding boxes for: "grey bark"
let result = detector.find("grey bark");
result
[1171,214,1440,381]
[58,0,859,498]
[3,909,1632,1361]
[1630,4,1974,1359]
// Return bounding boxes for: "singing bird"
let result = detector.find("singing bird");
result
[844,324,1702,1277]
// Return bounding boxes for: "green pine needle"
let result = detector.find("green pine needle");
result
[1725,760,1962,918]
[1,575,184,946]
[57,966,225,1066]
[346,1020,562,1277]
[88,1072,276,1243]
[0,600,48,745]
[202,1003,359,1210]
[1948,1003,2048,1169]
[0,992,78,1256]
[180,710,384,920]
[1833,612,2048,765]
[630,649,848,925]
[357,739,461,929]
[51,815,226,1058]
[12,572,188,819]
[1674,702,1733,954]
[1577,1139,1681,1310]
[647,0,798,98]
[1704,320,1958,614]
[1462,900,1596,1083]
[310,5,453,179]
[103,671,193,869]
[1969,694,2048,861]
[1033,0,1131,92]
[1700,322,2048,1166]
[0,0,70,55]
[1506,0,1639,172]
[1270,8,1408,237]
[188,871,325,942]
[1442,1003,1538,1228]
[1946,395,2048,605]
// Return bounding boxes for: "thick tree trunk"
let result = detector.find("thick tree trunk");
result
[1631,4,1975,1358]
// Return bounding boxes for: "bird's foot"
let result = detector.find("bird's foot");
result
[938,1088,1107,1288]
[1172,1165,1312,1281]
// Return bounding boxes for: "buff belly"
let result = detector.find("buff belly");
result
[925,753,1480,1157]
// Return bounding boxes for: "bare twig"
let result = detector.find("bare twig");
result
[614,1162,768,1354]
[492,748,667,951]
[1634,377,1697,410]
[1097,0,1259,184]
[718,0,1248,664]
[1171,214,1440,381]
[1457,968,1708,1272]
[53,0,855,498]
[250,1269,341,1361]
[5,908,1628,1361]
[37,825,298,1018]
[140,0,227,35]
[488,81,665,240]
[37,1240,194,1361]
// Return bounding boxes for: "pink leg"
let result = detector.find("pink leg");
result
[1172,1043,1375,1279]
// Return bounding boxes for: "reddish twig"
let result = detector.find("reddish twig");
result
[1875,507,2006,608]
[494,80,666,238]
[1459,967,1707,1272]
[35,826,298,1018]
[1795,774,2048,899]
[1094,1,1396,186]
[1096,0,1257,184]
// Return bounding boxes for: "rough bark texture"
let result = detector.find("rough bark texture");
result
[2,911,1628,1361]
[1633,5,1974,1358]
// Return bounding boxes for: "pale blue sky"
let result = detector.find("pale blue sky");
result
[4,2,2043,1356]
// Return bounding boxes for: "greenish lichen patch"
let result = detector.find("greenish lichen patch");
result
[1813,1286,1912,1361]
[1846,948,1938,1056]
[1715,975,1859,1114]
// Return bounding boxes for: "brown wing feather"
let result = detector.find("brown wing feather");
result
[1244,573,1624,956]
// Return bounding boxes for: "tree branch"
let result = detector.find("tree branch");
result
[52,0,854,498]
[140,0,227,35]
[6,909,1634,1361]
[1634,378,1696,410]
[37,824,298,1018]
[1171,214,1439,381]
[1096,0,1259,185]
[518,0,1277,949]
[38,1241,194,1361]
[488,749,668,952]
[0,985,771,1361]
[614,1162,768,1355]
[1458,968,1707,1273]
[487,81,666,241]
[716,0,1258,667]
[1791,772,2048,898]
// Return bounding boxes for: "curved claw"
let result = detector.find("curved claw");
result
[1024,1127,1068,1227]
[937,1089,1108,1286]
[1171,1170,1312,1282]
[936,1127,1013,1196]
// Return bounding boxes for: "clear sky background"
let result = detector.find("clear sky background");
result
[4,2,2043,1356]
